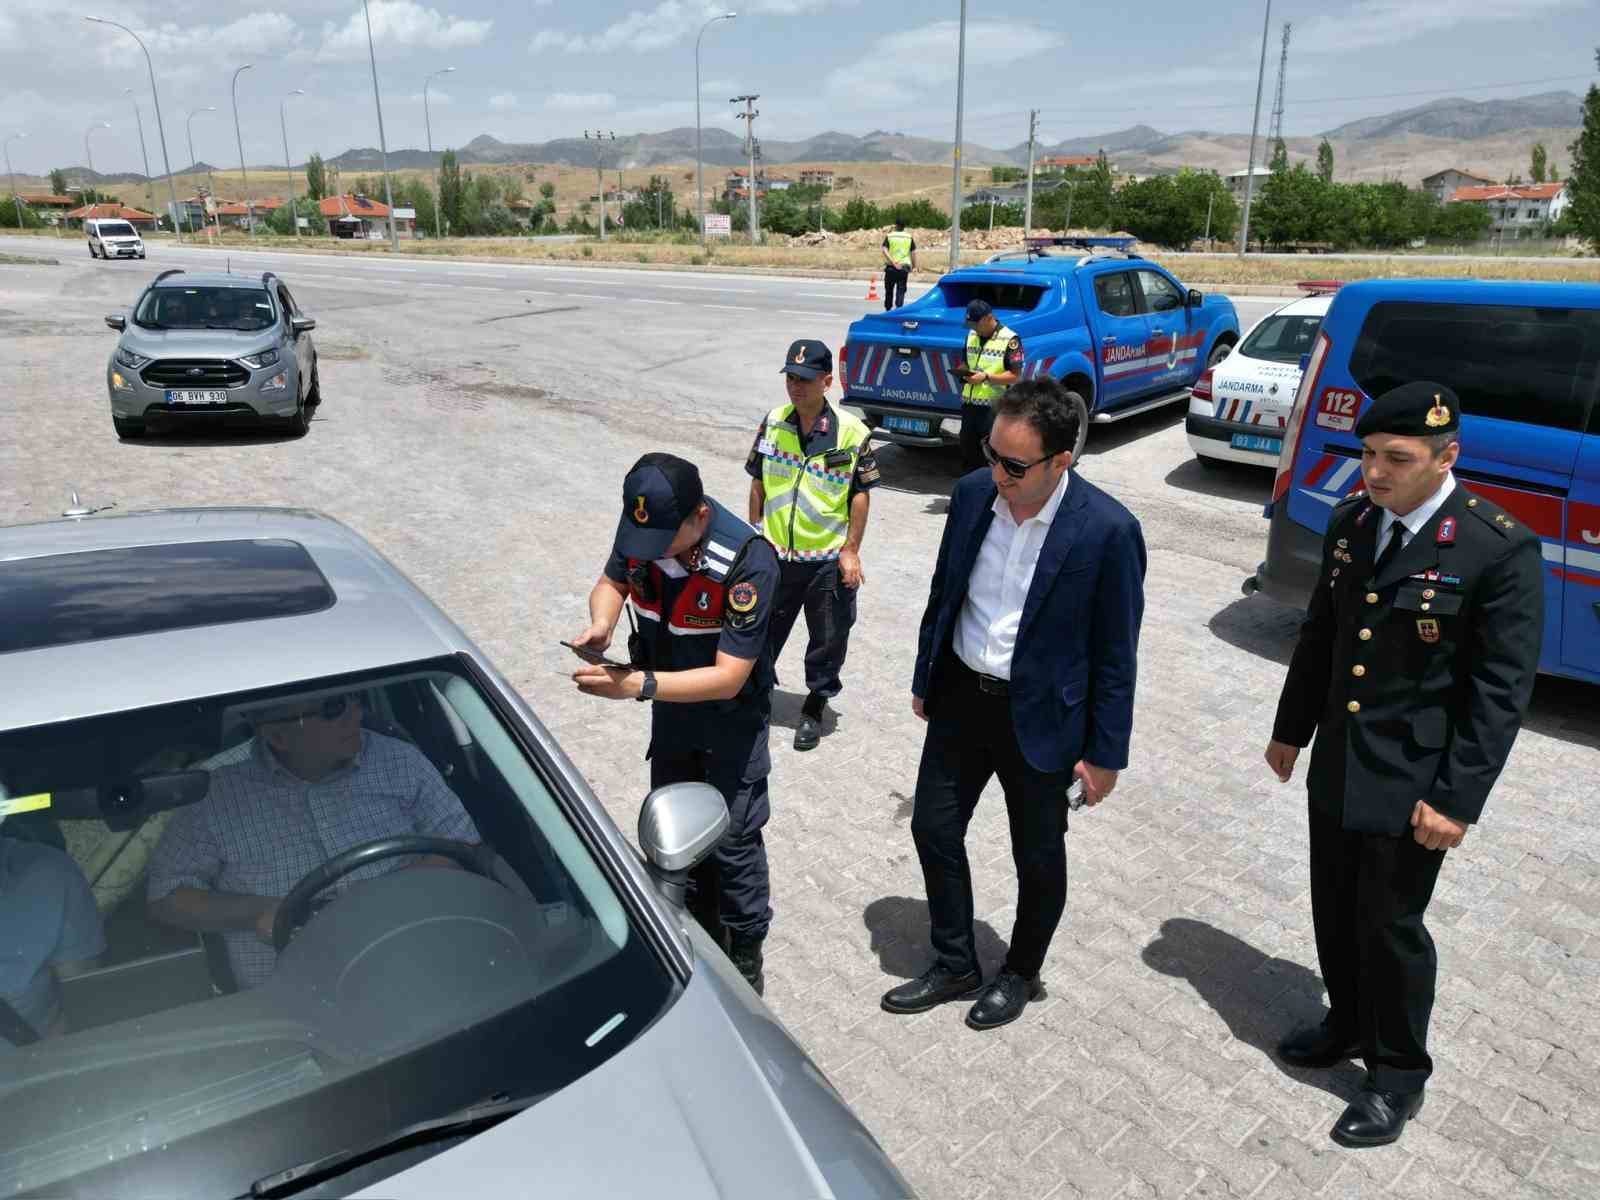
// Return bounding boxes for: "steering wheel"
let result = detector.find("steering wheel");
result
[272,836,494,951]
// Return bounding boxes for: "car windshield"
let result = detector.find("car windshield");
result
[1239,312,1324,364]
[135,286,276,331]
[0,659,672,1197]
[95,222,137,238]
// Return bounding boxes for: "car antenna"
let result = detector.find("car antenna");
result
[62,491,114,519]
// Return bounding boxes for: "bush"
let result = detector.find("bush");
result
[885,199,945,229]
[264,198,327,236]
[581,244,593,257]
[0,200,45,229]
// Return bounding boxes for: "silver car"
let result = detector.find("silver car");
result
[85,217,145,259]
[0,507,912,1200]
[104,269,321,440]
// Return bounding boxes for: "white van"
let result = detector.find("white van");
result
[85,218,145,260]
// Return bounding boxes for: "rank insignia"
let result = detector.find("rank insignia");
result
[1416,618,1440,644]
[794,348,807,364]
[728,581,758,613]
[1436,517,1456,545]
[1494,514,1514,529]
[633,494,649,523]
[1356,504,1373,526]
[1425,395,1451,427]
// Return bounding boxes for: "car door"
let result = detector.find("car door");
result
[1564,411,1600,680]
[1133,268,1194,395]
[1090,270,1152,411]
[277,284,311,387]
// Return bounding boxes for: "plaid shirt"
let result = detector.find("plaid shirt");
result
[147,731,480,988]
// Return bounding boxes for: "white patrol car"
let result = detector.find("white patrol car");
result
[1185,285,1336,468]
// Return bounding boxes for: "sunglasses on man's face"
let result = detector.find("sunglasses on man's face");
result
[981,436,1056,480]
[271,695,353,727]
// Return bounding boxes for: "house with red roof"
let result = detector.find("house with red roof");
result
[1448,181,1569,236]
[318,193,413,239]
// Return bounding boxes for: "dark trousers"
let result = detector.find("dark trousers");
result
[959,402,995,474]
[1308,801,1448,1092]
[767,559,856,702]
[883,265,909,309]
[911,658,1072,979]
[650,720,773,941]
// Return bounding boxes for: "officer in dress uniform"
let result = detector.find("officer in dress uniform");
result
[570,453,782,994]
[746,340,880,751]
[1264,382,1543,1148]
[955,300,1025,473]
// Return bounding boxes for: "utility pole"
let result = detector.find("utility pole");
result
[4,134,26,232]
[732,94,759,244]
[1268,23,1292,150]
[359,0,401,251]
[424,66,455,241]
[1023,108,1038,242]
[1203,189,1215,246]
[1238,0,1272,257]
[230,64,255,234]
[281,89,304,238]
[947,0,967,269]
[584,130,614,240]
[123,90,154,222]
[694,11,736,248]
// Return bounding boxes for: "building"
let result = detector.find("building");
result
[1224,166,1273,200]
[214,198,285,229]
[17,193,77,213]
[318,193,413,239]
[721,172,793,203]
[1421,167,1494,204]
[63,202,156,229]
[1448,182,1570,237]
[797,168,835,189]
[1037,154,1098,172]
[962,179,1068,208]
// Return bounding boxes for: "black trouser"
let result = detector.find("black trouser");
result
[650,718,773,942]
[883,264,909,309]
[1308,801,1448,1093]
[911,657,1072,979]
[767,558,856,702]
[959,401,995,473]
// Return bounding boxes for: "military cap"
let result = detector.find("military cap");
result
[1354,381,1460,438]
[964,299,994,324]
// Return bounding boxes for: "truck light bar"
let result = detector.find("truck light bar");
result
[1022,236,1137,251]
[1295,280,1345,295]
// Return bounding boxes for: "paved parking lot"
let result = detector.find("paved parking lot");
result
[2,241,1596,1199]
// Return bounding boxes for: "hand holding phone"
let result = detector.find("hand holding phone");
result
[560,640,632,670]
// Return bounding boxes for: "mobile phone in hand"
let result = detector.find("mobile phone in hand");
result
[1066,778,1088,811]
[560,640,632,670]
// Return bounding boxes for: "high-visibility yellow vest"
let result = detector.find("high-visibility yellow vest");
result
[962,324,1016,406]
[757,403,871,561]
[885,231,913,268]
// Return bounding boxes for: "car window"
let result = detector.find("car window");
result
[1240,313,1324,364]
[94,222,136,238]
[1135,269,1184,313]
[1093,272,1139,319]
[0,659,671,1197]
[1349,301,1600,432]
[135,287,276,332]
[938,281,1049,313]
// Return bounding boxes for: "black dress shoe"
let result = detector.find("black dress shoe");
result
[1331,1087,1424,1147]
[880,965,983,1014]
[727,933,766,997]
[793,714,822,751]
[1277,1023,1360,1069]
[965,971,1044,1031]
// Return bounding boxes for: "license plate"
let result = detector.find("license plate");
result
[1231,433,1282,454]
[883,415,932,435]
[165,390,229,406]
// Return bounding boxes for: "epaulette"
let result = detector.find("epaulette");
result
[1461,493,1519,538]
[1333,491,1367,510]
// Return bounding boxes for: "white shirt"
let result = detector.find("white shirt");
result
[1377,472,1456,552]
[954,469,1071,679]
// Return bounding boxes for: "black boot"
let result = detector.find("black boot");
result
[728,932,766,996]
[794,694,825,751]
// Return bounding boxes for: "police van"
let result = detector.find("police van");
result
[1246,278,1600,685]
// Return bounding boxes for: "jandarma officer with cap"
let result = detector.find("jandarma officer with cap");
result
[1265,382,1542,1149]
[746,340,880,751]
[954,300,1025,473]
[570,453,782,994]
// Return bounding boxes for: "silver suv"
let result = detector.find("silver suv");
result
[85,217,145,260]
[104,269,320,439]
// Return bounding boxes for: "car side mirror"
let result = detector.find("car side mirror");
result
[1187,289,1203,308]
[291,316,316,335]
[105,314,126,331]
[1298,352,1311,373]
[638,782,729,909]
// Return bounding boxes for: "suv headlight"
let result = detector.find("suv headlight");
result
[115,347,151,369]
[239,348,279,369]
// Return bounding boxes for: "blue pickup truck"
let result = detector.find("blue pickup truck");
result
[840,237,1240,459]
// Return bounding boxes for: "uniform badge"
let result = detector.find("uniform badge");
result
[1337,538,1349,549]
[633,494,649,523]
[728,581,758,613]
[1007,336,1020,349]
[1425,395,1451,428]
[1416,618,1441,644]
[1356,504,1373,526]
[1494,513,1514,529]
[793,348,806,364]
[1436,517,1455,545]
[696,590,710,611]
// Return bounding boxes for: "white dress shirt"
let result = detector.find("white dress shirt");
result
[1377,472,1456,552]
[954,469,1071,680]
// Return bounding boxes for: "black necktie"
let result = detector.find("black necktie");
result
[1374,521,1404,578]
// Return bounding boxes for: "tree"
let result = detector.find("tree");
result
[264,197,327,236]
[437,150,463,236]
[836,195,882,232]
[539,180,555,203]
[1112,170,1236,248]
[885,198,945,228]
[0,199,44,229]
[961,201,1024,230]
[1270,139,1289,174]
[622,174,675,230]
[1430,198,1492,244]
[48,168,68,195]
[304,153,327,202]
[1565,49,1600,248]
[1315,140,1334,184]
[1253,163,1331,247]
[1531,141,1548,183]
[990,165,1024,183]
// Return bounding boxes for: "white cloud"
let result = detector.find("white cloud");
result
[530,0,858,55]
[1295,0,1581,55]
[544,92,618,112]
[314,0,491,64]
[489,92,519,110]
[824,19,1066,107]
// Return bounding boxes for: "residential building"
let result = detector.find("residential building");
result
[1224,166,1273,200]
[721,172,793,203]
[1448,182,1570,237]
[63,202,155,229]
[17,193,77,212]
[1037,154,1098,172]
[797,168,835,189]
[1421,167,1494,204]
[962,179,1068,208]
[318,193,413,239]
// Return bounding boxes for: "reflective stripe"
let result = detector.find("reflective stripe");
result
[791,487,849,537]
[757,402,869,555]
[885,231,913,266]
[962,325,1014,404]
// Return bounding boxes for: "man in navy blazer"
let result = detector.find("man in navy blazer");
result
[882,378,1147,1030]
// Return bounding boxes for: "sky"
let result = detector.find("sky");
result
[3,0,1598,179]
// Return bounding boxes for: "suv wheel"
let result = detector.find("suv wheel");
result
[112,416,146,439]
[284,399,311,438]
[88,242,98,258]
[305,359,321,407]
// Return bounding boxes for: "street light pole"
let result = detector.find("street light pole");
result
[731,95,758,244]
[585,130,614,241]
[694,11,735,247]
[280,89,304,238]
[230,63,255,233]
[947,0,967,270]
[84,17,184,242]
[1238,0,1272,257]
[84,122,110,199]
[123,90,155,222]
[359,0,401,251]
[4,133,26,230]
[185,106,216,236]
[424,66,454,241]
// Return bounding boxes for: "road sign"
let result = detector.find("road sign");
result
[703,213,731,239]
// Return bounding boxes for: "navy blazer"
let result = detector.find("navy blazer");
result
[913,469,1147,774]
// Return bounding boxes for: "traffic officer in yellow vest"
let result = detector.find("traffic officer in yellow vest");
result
[747,339,881,751]
[954,299,1025,472]
[881,218,916,310]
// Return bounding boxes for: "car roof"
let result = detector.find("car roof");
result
[0,508,471,731]
[941,252,1155,283]
[1328,277,1600,310]
[152,272,274,290]
[1265,294,1334,318]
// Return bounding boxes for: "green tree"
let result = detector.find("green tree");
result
[48,168,68,195]
[539,180,555,203]
[264,197,327,235]
[622,174,676,230]
[0,199,44,228]
[1315,140,1334,184]
[1531,141,1548,183]
[1110,170,1235,248]
[1270,139,1289,174]
[1254,163,1331,247]
[304,153,327,202]
[390,178,436,236]
[437,150,463,236]
[1566,49,1600,248]
[1430,199,1492,244]
[990,165,1024,183]
[836,195,883,232]
[885,198,945,228]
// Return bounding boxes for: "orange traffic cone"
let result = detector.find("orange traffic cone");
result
[865,273,880,302]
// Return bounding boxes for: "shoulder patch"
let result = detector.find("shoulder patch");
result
[1007,336,1020,350]
[728,580,758,613]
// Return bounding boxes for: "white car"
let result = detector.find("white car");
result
[1185,290,1333,468]
[86,217,146,260]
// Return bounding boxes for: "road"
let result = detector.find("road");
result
[2,237,1595,1200]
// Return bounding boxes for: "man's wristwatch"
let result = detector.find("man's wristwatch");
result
[636,670,657,701]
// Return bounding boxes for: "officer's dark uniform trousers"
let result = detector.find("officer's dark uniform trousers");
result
[1274,486,1542,1093]
[768,560,854,703]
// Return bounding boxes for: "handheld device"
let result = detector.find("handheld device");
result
[1066,778,1088,811]
[560,640,633,670]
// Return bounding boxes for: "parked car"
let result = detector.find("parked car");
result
[0,506,912,1199]
[840,236,1240,460]
[85,217,145,260]
[1185,286,1336,468]
[104,268,320,439]
[1245,278,1600,685]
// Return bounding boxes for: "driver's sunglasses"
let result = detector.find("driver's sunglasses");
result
[981,436,1056,480]
[277,695,353,727]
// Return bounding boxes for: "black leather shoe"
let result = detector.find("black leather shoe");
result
[1331,1087,1424,1147]
[1277,1023,1360,1069]
[727,933,765,997]
[965,971,1045,1031]
[793,714,822,751]
[880,965,983,1014]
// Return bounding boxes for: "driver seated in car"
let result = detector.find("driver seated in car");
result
[146,693,480,989]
